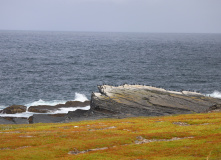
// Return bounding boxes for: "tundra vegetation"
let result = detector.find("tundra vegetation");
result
[0,112,220,160]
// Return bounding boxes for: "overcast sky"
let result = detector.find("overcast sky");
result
[0,0,221,33]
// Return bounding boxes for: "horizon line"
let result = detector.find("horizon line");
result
[0,29,221,34]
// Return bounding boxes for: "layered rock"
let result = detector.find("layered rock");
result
[0,105,27,114]
[91,85,221,117]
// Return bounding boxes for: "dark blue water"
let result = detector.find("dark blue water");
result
[0,31,221,108]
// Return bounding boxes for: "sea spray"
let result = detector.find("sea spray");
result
[206,91,221,99]
[53,106,90,114]
[25,93,88,108]
[25,99,67,108]
[74,93,89,102]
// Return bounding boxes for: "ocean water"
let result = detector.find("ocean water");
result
[0,31,221,113]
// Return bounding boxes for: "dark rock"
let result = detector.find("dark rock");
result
[28,105,57,113]
[91,85,221,117]
[28,116,33,124]
[14,117,29,124]
[31,114,67,123]
[67,109,89,117]
[1,105,27,114]
[0,117,29,124]
[55,101,90,107]
[65,109,109,122]
[28,101,90,113]
[0,117,14,124]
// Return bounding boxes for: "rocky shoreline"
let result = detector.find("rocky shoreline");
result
[1,85,221,124]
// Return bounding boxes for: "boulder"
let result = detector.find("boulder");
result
[28,105,57,113]
[1,105,27,114]
[91,85,221,117]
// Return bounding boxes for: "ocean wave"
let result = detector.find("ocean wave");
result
[206,91,221,99]
[25,93,88,107]
[0,112,37,118]
[0,93,90,118]
[25,99,67,108]
[53,106,90,114]
[73,92,89,102]
[0,105,6,110]
[0,106,90,118]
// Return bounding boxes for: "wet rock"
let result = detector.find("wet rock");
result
[28,105,57,113]
[91,85,221,117]
[1,105,27,114]
[28,101,90,113]
[56,101,90,107]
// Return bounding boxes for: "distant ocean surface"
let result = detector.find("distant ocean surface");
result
[0,30,221,112]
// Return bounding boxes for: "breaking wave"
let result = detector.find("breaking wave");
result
[73,92,89,102]
[25,93,88,107]
[0,93,90,118]
[206,91,221,99]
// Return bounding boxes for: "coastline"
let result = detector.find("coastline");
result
[1,85,221,124]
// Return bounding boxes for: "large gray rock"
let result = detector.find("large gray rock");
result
[30,114,67,123]
[0,117,29,124]
[91,85,221,117]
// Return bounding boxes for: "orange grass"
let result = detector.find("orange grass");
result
[0,112,221,160]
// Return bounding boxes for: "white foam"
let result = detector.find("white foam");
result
[74,93,89,102]
[0,105,6,110]
[0,93,90,118]
[25,99,67,107]
[206,91,221,99]
[0,106,90,118]
[0,112,45,118]
[53,106,90,114]
[25,93,88,108]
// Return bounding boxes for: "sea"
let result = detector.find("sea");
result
[0,30,221,117]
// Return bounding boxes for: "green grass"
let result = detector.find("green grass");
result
[0,112,221,160]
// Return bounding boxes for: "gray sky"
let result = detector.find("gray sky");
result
[0,0,221,33]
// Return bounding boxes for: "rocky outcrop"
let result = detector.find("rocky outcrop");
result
[1,85,221,124]
[28,101,90,113]
[0,105,27,114]
[91,85,221,118]
[0,100,91,124]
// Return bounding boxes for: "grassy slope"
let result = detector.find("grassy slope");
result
[0,112,220,160]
